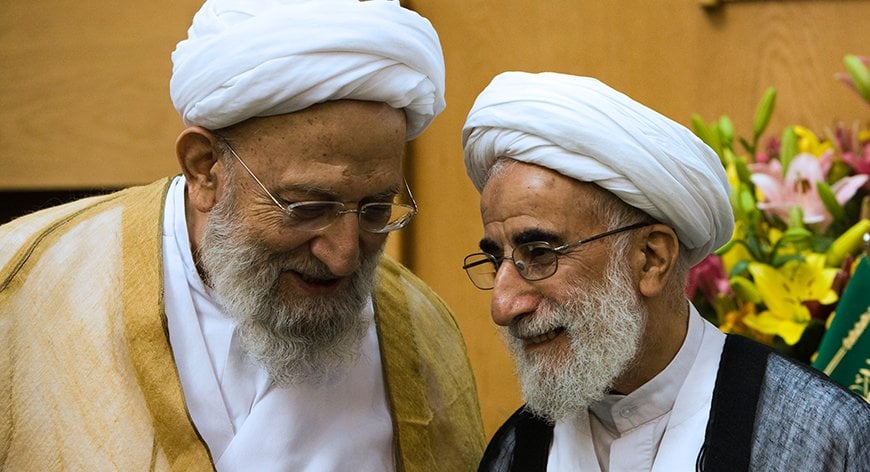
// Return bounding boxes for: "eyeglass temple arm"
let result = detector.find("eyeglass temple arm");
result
[462,254,497,270]
[403,179,418,210]
[556,221,651,253]
[224,143,287,210]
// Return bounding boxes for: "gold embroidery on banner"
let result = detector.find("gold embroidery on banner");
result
[849,358,870,401]
[823,308,870,375]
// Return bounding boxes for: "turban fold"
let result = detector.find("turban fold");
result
[462,72,734,265]
[170,0,445,140]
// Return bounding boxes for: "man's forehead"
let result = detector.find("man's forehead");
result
[231,101,405,139]
[478,163,610,252]
[223,102,407,202]
[481,169,597,224]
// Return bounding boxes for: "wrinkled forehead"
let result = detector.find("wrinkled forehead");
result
[224,100,406,142]
[479,161,605,246]
[222,101,408,197]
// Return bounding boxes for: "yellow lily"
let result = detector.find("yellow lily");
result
[743,253,839,345]
[720,301,754,334]
[794,126,834,157]
[725,159,740,192]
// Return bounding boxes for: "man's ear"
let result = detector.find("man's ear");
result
[636,224,680,298]
[176,126,224,212]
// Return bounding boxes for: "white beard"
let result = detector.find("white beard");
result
[199,186,381,386]
[501,259,647,422]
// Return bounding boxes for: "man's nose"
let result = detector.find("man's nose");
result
[490,261,541,327]
[308,213,362,277]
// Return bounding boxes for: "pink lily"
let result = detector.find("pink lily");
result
[837,125,870,183]
[686,254,731,302]
[842,142,870,190]
[750,153,868,230]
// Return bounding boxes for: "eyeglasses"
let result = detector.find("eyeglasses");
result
[222,140,418,233]
[462,222,650,290]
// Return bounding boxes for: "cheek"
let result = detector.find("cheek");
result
[245,222,388,257]
[241,215,313,254]
[231,199,389,256]
[261,232,314,254]
[359,232,390,254]
[538,266,597,301]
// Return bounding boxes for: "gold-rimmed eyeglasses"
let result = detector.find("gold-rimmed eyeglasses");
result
[462,222,650,290]
[222,139,417,234]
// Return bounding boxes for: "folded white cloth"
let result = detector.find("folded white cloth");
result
[462,72,734,265]
[170,0,445,140]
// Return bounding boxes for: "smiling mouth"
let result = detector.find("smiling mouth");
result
[299,273,339,285]
[288,271,344,293]
[523,327,566,345]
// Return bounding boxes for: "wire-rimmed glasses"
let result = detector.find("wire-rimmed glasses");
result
[222,139,417,233]
[462,222,650,290]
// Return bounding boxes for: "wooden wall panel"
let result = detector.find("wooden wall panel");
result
[0,2,201,189]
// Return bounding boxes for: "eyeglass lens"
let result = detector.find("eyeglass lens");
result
[221,136,416,234]
[463,241,560,290]
[462,222,650,289]
[286,201,415,233]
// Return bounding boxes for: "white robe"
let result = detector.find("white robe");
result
[478,304,869,471]
[161,176,394,471]
[548,307,726,471]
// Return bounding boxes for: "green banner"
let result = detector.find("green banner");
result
[813,256,870,401]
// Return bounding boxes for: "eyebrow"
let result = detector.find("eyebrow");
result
[478,228,562,255]
[513,228,561,246]
[479,238,501,256]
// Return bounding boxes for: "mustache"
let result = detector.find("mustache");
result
[282,255,342,281]
[508,302,568,340]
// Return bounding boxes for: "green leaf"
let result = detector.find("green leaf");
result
[739,185,757,216]
[729,259,751,277]
[738,136,754,156]
[811,233,836,254]
[770,219,814,265]
[729,275,762,304]
[718,116,734,148]
[827,159,850,184]
[732,153,752,185]
[771,253,805,268]
[708,123,723,157]
[691,115,716,150]
[753,87,777,140]
[744,233,765,262]
[816,181,846,222]
[844,54,870,104]
[715,238,737,255]
[780,126,798,171]
[787,206,805,229]
[779,227,813,243]
[729,187,745,222]
[769,224,812,261]
[826,218,870,266]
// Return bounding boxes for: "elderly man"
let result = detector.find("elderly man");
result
[461,72,870,471]
[0,1,484,470]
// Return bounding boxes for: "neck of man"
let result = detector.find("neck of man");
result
[610,296,690,394]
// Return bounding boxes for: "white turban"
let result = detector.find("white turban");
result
[170,0,445,140]
[462,72,734,265]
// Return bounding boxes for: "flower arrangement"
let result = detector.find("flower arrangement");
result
[688,54,870,364]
